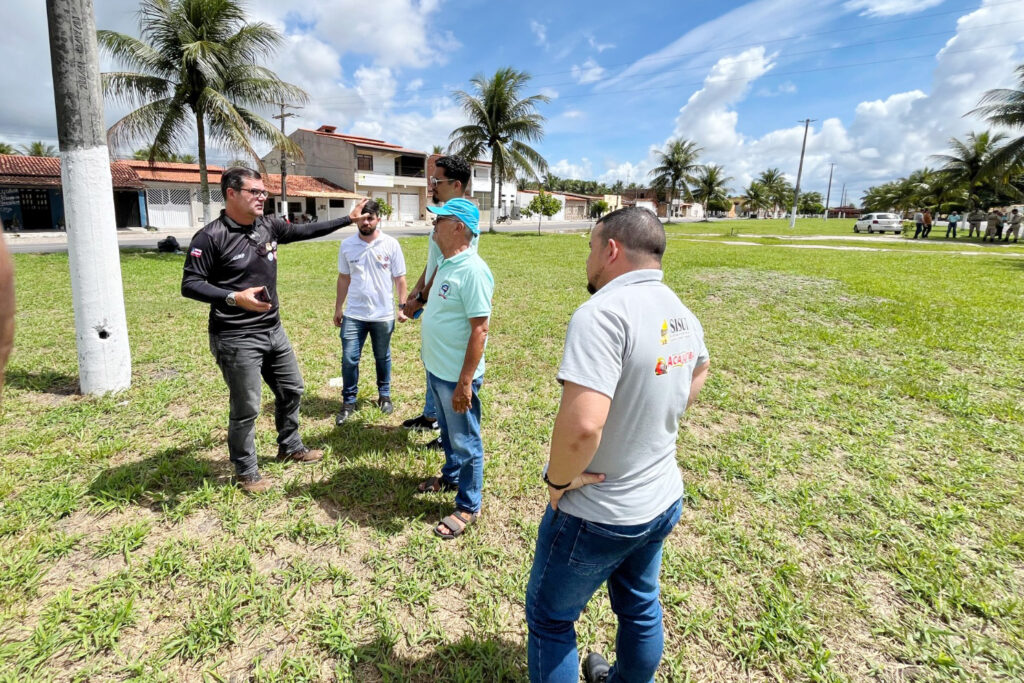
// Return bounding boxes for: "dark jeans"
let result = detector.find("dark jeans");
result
[526,499,683,682]
[340,316,394,404]
[946,222,957,238]
[426,372,484,513]
[209,324,304,477]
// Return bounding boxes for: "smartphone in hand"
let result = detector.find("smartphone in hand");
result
[254,286,272,303]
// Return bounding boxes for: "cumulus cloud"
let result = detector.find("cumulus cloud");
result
[551,158,594,180]
[843,0,945,18]
[572,58,606,85]
[530,20,548,47]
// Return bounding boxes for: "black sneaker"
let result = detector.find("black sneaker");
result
[335,403,357,425]
[426,435,443,451]
[378,397,394,415]
[402,414,438,431]
[582,653,610,683]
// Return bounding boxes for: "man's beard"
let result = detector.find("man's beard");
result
[587,281,597,295]
[431,191,440,205]
[359,224,376,235]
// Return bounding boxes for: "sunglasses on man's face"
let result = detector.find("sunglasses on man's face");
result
[239,187,269,199]
[428,177,455,188]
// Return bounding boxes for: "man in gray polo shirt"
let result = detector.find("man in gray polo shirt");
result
[525,207,711,683]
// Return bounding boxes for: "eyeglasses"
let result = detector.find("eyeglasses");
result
[428,177,456,188]
[240,187,269,199]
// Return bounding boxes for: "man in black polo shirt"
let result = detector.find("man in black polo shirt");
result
[183,167,370,493]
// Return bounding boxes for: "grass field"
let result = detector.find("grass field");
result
[1,222,1022,681]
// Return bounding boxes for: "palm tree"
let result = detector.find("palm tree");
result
[132,144,196,163]
[757,168,790,217]
[649,139,702,219]
[692,164,733,219]
[971,63,1024,170]
[98,0,307,223]
[742,181,771,218]
[431,144,444,154]
[449,67,550,232]
[18,141,58,157]
[930,131,1018,210]
[0,142,17,155]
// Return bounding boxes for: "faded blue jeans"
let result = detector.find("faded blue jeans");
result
[525,498,683,683]
[426,372,484,513]
[340,316,394,404]
[209,324,305,477]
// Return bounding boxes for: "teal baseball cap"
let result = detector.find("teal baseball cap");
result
[427,197,480,234]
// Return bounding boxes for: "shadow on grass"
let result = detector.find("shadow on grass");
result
[341,634,526,681]
[5,368,78,394]
[86,444,230,512]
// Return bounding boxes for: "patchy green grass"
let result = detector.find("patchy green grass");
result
[1,226,1022,681]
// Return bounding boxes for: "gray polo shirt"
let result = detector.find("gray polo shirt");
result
[556,269,709,525]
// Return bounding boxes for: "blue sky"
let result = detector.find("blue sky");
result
[1,0,1022,202]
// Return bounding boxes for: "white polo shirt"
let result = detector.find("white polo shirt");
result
[338,232,406,321]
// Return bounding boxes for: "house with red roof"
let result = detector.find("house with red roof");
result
[263,126,427,222]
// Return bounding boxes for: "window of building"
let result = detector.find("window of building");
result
[329,199,345,208]
[357,154,373,171]
[474,167,489,179]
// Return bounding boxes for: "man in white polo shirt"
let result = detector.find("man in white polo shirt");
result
[413,198,493,540]
[525,207,711,682]
[333,200,408,423]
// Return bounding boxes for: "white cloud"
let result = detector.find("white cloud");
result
[530,20,548,47]
[757,81,797,97]
[843,0,944,18]
[572,58,606,85]
[539,87,560,100]
[406,78,424,92]
[587,35,615,52]
[551,158,594,180]
[563,110,585,119]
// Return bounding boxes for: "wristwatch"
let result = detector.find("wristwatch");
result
[225,292,237,307]
[543,472,572,490]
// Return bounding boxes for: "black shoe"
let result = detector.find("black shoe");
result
[402,414,438,431]
[426,435,443,451]
[335,403,357,425]
[582,652,610,683]
[378,397,394,415]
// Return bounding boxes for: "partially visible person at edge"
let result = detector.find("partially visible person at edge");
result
[945,211,960,239]
[525,207,711,683]
[922,208,933,238]
[333,199,408,425]
[0,218,14,401]
[985,208,1004,242]
[1004,208,1021,243]
[917,208,933,240]
[182,167,371,493]
[413,198,493,540]
[398,155,474,449]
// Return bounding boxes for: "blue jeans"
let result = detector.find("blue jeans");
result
[422,370,436,420]
[526,498,683,683]
[426,372,484,513]
[209,324,305,477]
[340,316,394,404]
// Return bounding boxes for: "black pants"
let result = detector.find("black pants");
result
[209,324,305,477]
[945,222,957,238]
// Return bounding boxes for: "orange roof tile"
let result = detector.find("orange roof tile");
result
[303,128,426,157]
[0,154,143,189]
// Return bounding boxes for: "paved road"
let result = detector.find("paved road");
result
[3,219,598,254]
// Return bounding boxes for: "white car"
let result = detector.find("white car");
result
[854,212,903,234]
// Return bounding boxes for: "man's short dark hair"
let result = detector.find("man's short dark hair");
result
[221,167,262,197]
[434,155,471,186]
[595,207,666,261]
[364,199,381,217]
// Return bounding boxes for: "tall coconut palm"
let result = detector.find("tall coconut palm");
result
[19,141,58,157]
[449,67,549,232]
[757,168,790,217]
[742,180,771,218]
[971,63,1024,170]
[98,0,307,223]
[931,131,1018,210]
[649,138,702,219]
[0,142,18,155]
[693,164,733,219]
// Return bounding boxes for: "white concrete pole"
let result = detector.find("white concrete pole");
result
[46,0,131,394]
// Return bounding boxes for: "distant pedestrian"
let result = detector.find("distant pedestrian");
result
[1004,209,1020,243]
[913,209,925,239]
[968,209,985,238]
[985,209,1003,242]
[945,211,960,239]
[922,209,933,238]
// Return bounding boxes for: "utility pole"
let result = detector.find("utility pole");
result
[840,183,847,209]
[789,118,815,229]
[273,103,301,218]
[46,0,131,395]
[824,162,835,220]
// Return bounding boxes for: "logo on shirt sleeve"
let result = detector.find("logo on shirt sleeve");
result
[654,351,696,375]
[189,247,203,258]
[659,317,691,344]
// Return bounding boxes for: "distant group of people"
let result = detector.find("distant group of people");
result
[182,158,710,681]
[914,207,1020,242]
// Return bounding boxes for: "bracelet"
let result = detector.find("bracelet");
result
[544,473,569,489]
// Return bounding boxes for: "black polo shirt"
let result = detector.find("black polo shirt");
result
[182,211,352,334]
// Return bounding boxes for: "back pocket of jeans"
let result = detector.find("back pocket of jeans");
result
[568,520,646,576]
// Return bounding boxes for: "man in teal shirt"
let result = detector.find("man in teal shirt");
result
[415,198,494,539]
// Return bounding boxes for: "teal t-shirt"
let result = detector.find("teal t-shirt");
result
[421,250,494,382]
[426,231,478,282]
